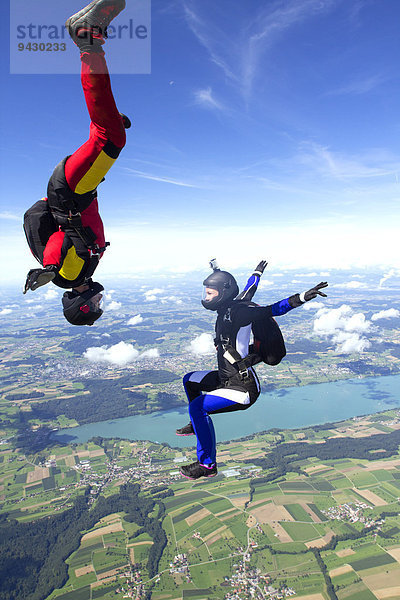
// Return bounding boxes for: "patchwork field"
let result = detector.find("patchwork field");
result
[2,408,400,599]
[148,415,400,598]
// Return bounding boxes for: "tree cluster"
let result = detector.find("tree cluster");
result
[5,391,45,401]
[247,429,400,482]
[312,548,338,600]
[0,483,166,600]
[30,376,181,425]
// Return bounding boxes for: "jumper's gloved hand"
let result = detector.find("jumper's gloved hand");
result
[301,281,328,302]
[288,282,328,308]
[23,266,58,294]
[254,260,268,275]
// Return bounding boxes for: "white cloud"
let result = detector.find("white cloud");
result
[332,331,371,354]
[313,304,371,354]
[302,301,325,311]
[183,0,338,100]
[0,211,20,221]
[189,333,215,355]
[371,308,400,321]
[84,343,139,366]
[144,288,164,302]
[292,273,319,278]
[83,341,159,367]
[125,167,197,188]
[194,87,225,111]
[140,348,160,359]
[298,142,399,180]
[332,281,368,289]
[4,220,399,287]
[108,300,122,311]
[258,279,274,289]
[43,288,58,300]
[314,305,371,334]
[161,295,183,305]
[379,269,399,288]
[344,313,371,334]
[326,73,392,97]
[0,308,12,316]
[314,305,350,335]
[128,314,144,325]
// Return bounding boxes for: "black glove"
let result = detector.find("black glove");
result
[288,281,328,308]
[254,260,268,275]
[23,266,58,294]
[303,281,328,302]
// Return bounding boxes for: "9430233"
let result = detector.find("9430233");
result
[18,42,67,52]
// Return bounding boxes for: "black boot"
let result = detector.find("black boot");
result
[175,423,194,436]
[180,461,218,480]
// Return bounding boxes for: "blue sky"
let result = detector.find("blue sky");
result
[1,0,399,282]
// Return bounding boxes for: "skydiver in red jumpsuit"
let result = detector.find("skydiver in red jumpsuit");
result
[23,0,129,326]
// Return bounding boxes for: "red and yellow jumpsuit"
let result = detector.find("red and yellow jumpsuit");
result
[42,50,126,288]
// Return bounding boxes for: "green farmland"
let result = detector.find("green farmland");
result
[2,409,400,599]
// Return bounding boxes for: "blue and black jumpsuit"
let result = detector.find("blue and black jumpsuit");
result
[182,273,298,466]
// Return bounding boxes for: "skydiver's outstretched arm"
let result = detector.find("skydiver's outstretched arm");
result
[234,281,329,326]
[236,260,268,302]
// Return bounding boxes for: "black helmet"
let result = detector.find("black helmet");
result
[201,269,239,311]
[62,281,104,326]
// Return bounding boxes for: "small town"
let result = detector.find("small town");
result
[322,501,385,529]
[224,562,296,600]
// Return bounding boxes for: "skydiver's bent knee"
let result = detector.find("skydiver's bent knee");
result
[183,372,196,386]
[110,127,126,152]
[189,393,238,419]
[188,396,208,421]
[102,138,125,161]
[184,370,213,384]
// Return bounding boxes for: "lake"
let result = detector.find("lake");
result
[52,374,400,447]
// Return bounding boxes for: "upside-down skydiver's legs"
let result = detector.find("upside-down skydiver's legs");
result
[64,51,126,196]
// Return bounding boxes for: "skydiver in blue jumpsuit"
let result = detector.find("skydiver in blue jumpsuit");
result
[178,260,328,480]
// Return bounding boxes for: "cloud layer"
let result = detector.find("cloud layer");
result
[371,308,400,321]
[313,304,371,354]
[128,314,144,325]
[108,300,122,311]
[84,341,159,367]
[144,288,164,302]
[189,333,215,355]
[302,301,325,311]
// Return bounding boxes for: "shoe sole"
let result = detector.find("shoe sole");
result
[175,432,194,436]
[180,471,217,480]
[31,271,56,291]
[65,0,126,33]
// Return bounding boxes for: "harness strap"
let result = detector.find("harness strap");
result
[216,306,261,382]
[222,344,254,381]
[52,211,109,254]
